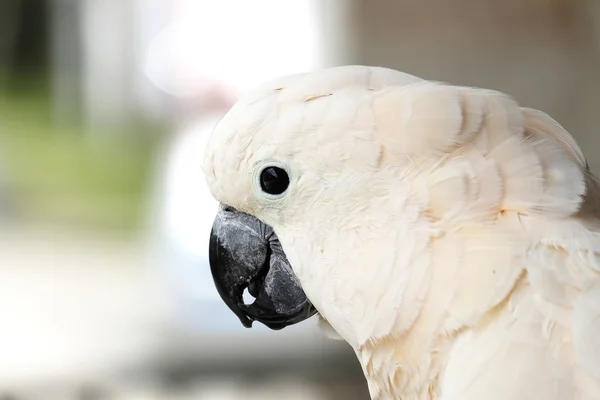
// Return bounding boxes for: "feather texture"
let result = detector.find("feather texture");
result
[203,65,600,399]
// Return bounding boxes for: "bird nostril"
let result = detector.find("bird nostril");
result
[222,205,235,213]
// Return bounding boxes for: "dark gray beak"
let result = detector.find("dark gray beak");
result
[208,204,317,330]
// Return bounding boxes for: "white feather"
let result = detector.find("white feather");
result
[203,65,600,399]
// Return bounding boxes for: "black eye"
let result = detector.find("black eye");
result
[259,166,289,195]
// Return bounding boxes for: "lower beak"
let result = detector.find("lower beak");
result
[208,204,316,330]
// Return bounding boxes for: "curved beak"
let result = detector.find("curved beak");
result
[208,204,316,330]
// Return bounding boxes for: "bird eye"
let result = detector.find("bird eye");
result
[259,166,289,195]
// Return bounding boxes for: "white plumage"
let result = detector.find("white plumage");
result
[203,65,600,399]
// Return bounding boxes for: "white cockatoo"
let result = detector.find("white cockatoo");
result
[202,65,600,399]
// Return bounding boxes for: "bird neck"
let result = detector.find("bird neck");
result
[356,329,459,400]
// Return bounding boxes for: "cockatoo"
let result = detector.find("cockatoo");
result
[202,65,600,399]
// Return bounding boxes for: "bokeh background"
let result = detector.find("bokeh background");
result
[1,0,599,399]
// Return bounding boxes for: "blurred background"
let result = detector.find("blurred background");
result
[1,0,600,399]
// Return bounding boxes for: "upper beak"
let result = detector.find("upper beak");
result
[208,204,316,330]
